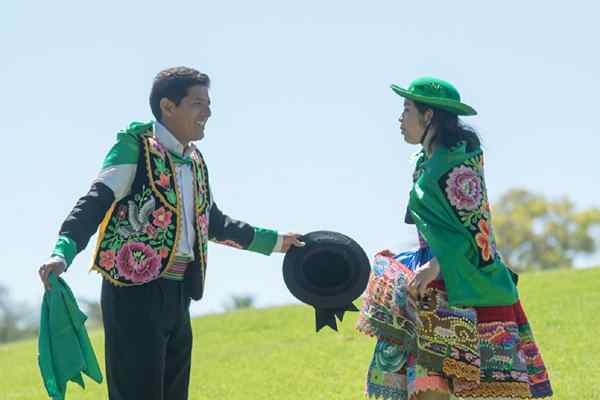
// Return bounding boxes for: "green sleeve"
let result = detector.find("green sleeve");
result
[51,122,150,271]
[247,228,278,255]
[51,235,78,269]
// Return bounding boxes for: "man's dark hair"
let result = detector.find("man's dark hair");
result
[150,67,210,121]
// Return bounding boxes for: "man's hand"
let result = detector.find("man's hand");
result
[39,259,66,291]
[407,258,440,300]
[277,233,306,253]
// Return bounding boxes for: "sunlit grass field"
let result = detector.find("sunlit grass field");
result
[1,267,598,399]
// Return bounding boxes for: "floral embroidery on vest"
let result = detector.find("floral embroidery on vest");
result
[92,135,181,285]
[147,138,179,209]
[438,153,498,267]
[191,149,211,285]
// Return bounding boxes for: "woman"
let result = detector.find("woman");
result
[356,77,552,400]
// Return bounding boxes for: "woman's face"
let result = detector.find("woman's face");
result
[399,99,427,145]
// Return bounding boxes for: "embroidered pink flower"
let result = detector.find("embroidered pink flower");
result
[159,247,169,259]
[445,165,483,210]
[157,173,171,189]
[196,213,209,237]
[116,242,161,283]
[99,250,116,270]
[152,207,173,229]
[117,205,128,220]
[144,224,158,239]
[475,219,493,261]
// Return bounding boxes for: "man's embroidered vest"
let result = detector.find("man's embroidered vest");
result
[91,132,211,293]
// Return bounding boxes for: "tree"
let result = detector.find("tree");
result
[79,298,103,328]
[0,285,37,343]
[492,189,600,271]
[223,294,255,312]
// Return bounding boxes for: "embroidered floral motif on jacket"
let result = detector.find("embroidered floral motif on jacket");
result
[438,152,498,267]
[91,133,211,286]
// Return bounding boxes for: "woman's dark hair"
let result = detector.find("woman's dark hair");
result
[150,66,210,122]
[414,102,481,152]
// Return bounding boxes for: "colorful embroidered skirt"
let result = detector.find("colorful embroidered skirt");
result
[356,249,553,399]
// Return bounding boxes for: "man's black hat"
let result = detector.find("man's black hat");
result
[282,231,370,331]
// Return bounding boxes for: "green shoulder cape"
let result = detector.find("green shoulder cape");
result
[408,142,518,307]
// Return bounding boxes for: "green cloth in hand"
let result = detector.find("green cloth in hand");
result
[38,273,103,399]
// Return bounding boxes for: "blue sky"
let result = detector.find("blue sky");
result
[2,1,599,316]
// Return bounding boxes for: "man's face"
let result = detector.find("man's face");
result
[161,85,211,144]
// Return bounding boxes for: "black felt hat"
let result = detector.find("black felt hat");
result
[282,231,370,332]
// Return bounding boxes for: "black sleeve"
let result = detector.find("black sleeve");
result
[208,201,256,248]
[58,182,115,253]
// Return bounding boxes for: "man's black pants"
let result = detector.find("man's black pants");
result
[101,278,192,400]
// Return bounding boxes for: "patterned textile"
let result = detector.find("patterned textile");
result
[161,256,193,281]
[438,152,498,268]
[91,134,210,287]
[51,121,279,302]
[357,250,552,399]
[408,144,518,306]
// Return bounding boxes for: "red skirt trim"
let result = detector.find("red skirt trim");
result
[427,280,527,324]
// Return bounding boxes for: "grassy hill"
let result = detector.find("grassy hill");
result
[2,267,599,399]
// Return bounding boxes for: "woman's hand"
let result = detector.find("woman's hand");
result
[407,258,440,299]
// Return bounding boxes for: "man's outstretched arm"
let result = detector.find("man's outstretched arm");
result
[208,201,304,254]
[39,130,139,290]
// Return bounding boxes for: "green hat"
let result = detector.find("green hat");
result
[391,77,477,116]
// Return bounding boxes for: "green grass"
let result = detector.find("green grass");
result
[1,267,599,399]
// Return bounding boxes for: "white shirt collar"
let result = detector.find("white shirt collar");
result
[154,121,196,157]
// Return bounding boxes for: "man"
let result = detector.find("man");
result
[38,66,304,400]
